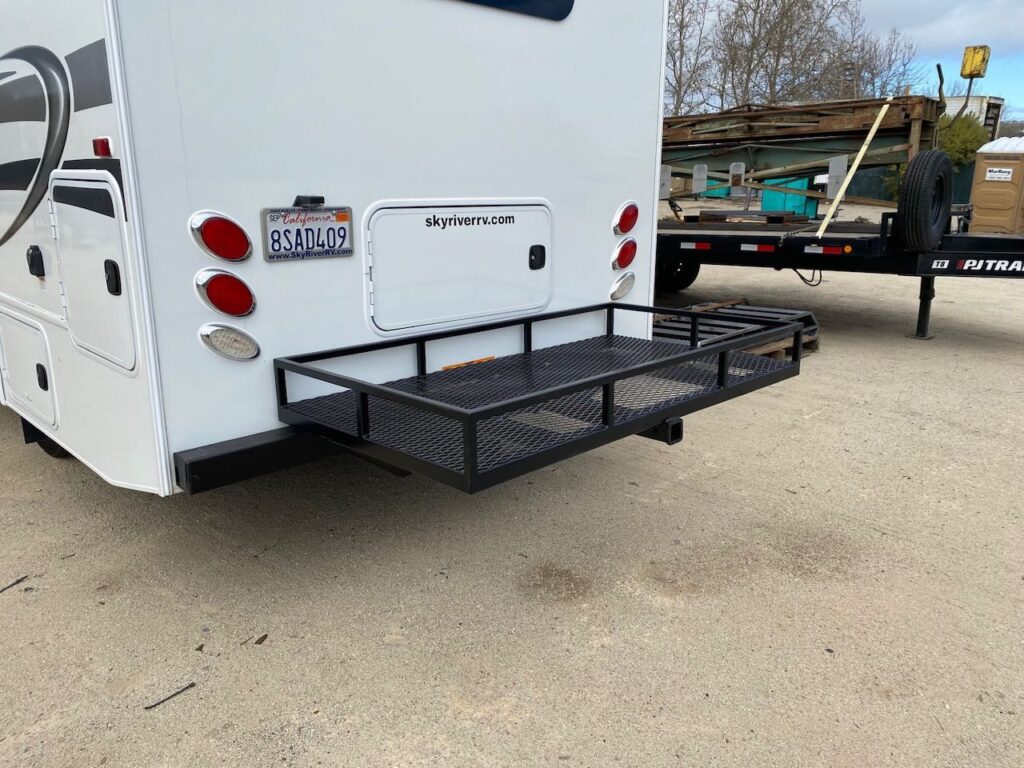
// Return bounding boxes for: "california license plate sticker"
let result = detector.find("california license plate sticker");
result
[262,207,354,262]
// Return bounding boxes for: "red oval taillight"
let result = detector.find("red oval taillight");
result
[191,213,252,261]
[615,203,640,236]
[197,271,256,317]
[614,239,638,270]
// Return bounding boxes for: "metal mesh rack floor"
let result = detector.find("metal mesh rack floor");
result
[282,334,794,478]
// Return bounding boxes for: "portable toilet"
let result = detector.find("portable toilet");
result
[969,137,1024,234]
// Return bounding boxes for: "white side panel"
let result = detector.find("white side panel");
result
[369,203,553,331]
[0,4,168,494]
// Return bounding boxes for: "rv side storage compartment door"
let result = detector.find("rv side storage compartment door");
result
[0,314,56,427]
[50,178,137,371]
[368,204,553,332]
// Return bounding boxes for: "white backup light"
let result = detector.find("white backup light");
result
[199,324,260,361]
[610,272,636,301]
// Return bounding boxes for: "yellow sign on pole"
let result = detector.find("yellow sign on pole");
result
[961,46,990,79]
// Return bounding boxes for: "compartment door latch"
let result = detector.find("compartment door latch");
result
[529,245,547,271]
[26,245,45,278]
[104,260,122,296]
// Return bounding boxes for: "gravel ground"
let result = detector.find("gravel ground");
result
[0,266,1021,767]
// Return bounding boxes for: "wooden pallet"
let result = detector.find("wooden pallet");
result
[746,333,820,360]
[654,299,819,360]
[688,210,811,226]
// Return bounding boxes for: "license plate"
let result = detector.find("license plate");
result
[261,207,354,262]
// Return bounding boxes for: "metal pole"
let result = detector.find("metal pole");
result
[915,276,936,339]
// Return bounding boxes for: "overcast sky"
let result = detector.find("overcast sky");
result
[859,0,1024,116]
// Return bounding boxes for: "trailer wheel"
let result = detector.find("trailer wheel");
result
[896,150,953,252]
[656,259,701,294]
[37,436,70,459]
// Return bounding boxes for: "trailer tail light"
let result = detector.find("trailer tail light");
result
[610,271,636,301]
[190,212,252,262]
[614,202,640,235]
[199,324,261,361]
[196,270,256,317]
[613,238,638,270]
[805,245,843,256]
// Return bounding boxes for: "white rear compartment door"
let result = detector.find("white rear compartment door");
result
[368,204,553,332]
[50,178,137,371]
[0,313,56,427]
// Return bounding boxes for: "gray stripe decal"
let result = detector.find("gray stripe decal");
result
[457,0,574,20]
[0,74,46,124]
[0,158,40,191]
[62,158,125,213]
[66,39,112,112]
[0,46,71,248]
[0,71,15,82]
[53,184,116,218]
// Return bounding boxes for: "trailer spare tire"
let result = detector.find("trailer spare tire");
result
[895,150,953,252]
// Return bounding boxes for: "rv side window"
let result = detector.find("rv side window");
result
[457,0,574,21]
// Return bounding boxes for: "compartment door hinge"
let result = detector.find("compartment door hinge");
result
[366,235,375,311]
[47,198,58,240]
[56,280,68,317]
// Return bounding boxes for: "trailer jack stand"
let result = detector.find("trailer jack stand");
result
[913,276,936,340]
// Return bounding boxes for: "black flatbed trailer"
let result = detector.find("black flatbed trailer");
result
[657,213,1024,338]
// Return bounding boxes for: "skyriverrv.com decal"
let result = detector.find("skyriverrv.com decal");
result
[426,214,516,230]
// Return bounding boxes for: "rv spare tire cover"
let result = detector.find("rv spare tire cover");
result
[896,149,953,252]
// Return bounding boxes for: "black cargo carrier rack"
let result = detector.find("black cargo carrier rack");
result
[273,304,802,493]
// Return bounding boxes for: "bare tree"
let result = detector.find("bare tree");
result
[666,0,923,112]
[831,8,919,99]
[710,0,853,107]
[664,0,713,115]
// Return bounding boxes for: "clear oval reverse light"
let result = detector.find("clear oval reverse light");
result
[199,324,260,360]
[610,272,636,301]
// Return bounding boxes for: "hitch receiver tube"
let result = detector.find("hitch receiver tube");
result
[638,417,684,446]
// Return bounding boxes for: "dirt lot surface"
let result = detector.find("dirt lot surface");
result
[1,267,1022,767]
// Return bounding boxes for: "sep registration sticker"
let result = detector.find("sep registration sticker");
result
[261,207,355,262]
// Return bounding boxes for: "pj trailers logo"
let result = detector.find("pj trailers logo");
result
[932,258,1024,274]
